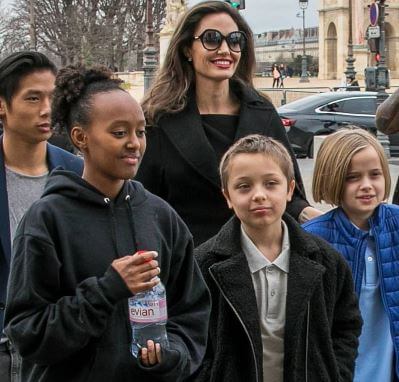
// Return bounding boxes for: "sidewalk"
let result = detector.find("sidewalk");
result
[253,76,399,90]
[129,75,399,103]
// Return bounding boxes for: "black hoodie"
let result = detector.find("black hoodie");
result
[4,170,210,382]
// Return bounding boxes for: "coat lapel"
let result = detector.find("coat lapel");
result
[283,216,326,351]
[0,137,11,266]
[0,141,65,266]
[158,83,276,189]
[209,251,263,353]
[46,143,67,170]
[234,84,275,140]
[160,95,220,188]
[285,253,325,325]
[207,217,263,351]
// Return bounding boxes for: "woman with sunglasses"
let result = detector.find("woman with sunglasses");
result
[137,0,321,246]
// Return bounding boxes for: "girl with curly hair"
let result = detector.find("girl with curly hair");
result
[4,65,210,382]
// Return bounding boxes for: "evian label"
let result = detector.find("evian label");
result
[129,298,168,323]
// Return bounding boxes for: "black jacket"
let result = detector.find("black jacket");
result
[136,81,309,246]
[0,137,83,331]
[4,170,210,382]
[194,214,362,382]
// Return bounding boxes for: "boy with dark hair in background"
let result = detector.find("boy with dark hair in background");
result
[0,51,82,381]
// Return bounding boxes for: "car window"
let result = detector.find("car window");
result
[340,98,376,115]
[278,94,328,112]
[320,101,345,112]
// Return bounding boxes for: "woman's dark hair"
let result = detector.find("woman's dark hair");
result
[51,65,123,136]
[142,0,256,125]
[0,51,57,106]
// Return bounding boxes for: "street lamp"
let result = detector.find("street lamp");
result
[299,0,309,82]
[376,0,388,91]
[344,0,356,82]
[375,0,391,158]
[143,0,158,92]
[29,0,37,50]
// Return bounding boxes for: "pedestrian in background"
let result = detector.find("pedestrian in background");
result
[286,65,293,78]
[195,134,361,381]
[0,51,83,382]
[303,128,399,382]
[4,65,210,382]
[272,63,280,88]
[137,0,321,246]
[278,63,286,88]
[346,75,360,91]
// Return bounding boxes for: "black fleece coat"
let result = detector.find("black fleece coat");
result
[4,170,210,382]
[136,81,309,246]
[194,214,362,382]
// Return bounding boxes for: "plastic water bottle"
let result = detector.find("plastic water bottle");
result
[128,280,169,357]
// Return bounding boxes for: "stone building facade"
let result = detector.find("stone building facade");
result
[254,27,319,74]
[319,0,399,79]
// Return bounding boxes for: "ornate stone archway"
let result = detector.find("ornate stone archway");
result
[318,0,348,80]
[326,22,337,79]
[385,22,399,78]
[319,0,399,79]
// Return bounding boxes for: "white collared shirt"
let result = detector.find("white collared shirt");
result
[241,221,290,382]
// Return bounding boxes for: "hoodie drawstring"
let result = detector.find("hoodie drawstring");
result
[103,197,120,257]
[125,195,139,253]
[103,193,139,256]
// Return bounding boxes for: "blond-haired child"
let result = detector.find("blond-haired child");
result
[303,128,398,381]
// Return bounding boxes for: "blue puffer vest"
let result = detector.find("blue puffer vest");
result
[302,204,399,379]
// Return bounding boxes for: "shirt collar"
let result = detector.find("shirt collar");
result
[241,221,290,274]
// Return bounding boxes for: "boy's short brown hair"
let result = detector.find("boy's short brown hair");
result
[219,134,295,191]
[312,128,391,206]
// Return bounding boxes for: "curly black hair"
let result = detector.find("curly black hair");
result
[51,65,124,136]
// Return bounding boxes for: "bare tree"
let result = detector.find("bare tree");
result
[0,0,166,70]
[0,0,31,57]
[0,1,8,55]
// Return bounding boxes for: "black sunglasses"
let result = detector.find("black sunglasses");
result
[193,29,247,53]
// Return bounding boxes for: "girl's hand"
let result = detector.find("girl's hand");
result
[111,251,160,294]
[298,206,324,224]
[140,340,162,366]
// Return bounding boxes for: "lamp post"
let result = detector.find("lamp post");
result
[143,0,158,93]
[344,0,356,82]
[299,0,309,82]
[29,0,37,50]
[375,0,390,158]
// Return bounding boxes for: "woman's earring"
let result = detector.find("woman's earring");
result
[187,57,192,62]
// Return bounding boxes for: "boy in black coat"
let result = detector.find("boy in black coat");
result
[195,134,362,382]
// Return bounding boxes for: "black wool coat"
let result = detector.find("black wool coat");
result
[194,214,362,382]
[136,81,309,246]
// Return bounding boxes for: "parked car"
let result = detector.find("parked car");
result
[277,91,399,158]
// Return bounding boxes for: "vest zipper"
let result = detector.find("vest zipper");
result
[353,236,368,294]
[209,269,260,382]
[370,222,396,360]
